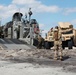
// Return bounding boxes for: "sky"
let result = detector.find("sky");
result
[0,0,76,37]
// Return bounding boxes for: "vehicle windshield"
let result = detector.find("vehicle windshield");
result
[62,30,73,34]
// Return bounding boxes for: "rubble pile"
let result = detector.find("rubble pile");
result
[0,49,76,60]
[0,49,54,59]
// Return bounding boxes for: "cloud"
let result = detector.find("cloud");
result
[0,0,61,22]
[12,0,41,5]
[0,0,76,22]
[39,23,49,34]
[36,5,60,13]
[0,4,17,19]
[63,7,76,15]
[41,30,48,38]
[12,0,60,13]
[39,23,46,33]
[39,23,48,37]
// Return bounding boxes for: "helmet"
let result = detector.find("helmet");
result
[53,28,58,32]
[55,26,58,29]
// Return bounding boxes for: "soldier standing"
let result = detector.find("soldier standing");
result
[37,35,43,49]
[53,26,63,60]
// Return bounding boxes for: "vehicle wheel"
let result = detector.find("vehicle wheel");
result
[62,46,65,49]
[45,42,50,49]
[68,40,73,49]
[33,39,38,46]
[62,41,65,49]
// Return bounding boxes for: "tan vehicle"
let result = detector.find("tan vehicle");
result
[59,22,76,49]
[44,22,76,49]
[44,28,54,49]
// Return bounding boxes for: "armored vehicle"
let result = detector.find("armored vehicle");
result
[2,8,40,46]
[59,22,76,49]
[44,22,76,49]
[44,28,54,49]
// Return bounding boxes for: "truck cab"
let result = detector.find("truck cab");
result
[58,22,74,49]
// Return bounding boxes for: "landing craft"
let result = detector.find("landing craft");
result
[2,8,40,46]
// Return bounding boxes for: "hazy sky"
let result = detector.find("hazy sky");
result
[0,0,76,36]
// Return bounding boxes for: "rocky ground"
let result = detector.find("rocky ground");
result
[0,48,76,75]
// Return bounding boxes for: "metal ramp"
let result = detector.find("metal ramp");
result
[0,39,36,50]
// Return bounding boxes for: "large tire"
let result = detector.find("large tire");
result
[33,39,38,46]
[62,46,65,49]
[45,42,50,49]
[62,41,66,49]
[68,40,73,49]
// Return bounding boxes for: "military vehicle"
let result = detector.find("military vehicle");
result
[59,22,76,49]
[2,8,40,46]
[44,28,54,49]
[44,22,76,49]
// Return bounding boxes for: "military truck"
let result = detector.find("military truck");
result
[44,28,54,49]
[59,22,76,49]
[44,22,76,49]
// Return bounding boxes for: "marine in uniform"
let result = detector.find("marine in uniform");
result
[37,35,43,49]
[53,26,63,60]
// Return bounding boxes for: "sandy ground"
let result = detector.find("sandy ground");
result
[0,48,76,75]
[0,60,76,75]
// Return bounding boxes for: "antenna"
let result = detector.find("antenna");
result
[25,13,27,20]
[28,8,33,23]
